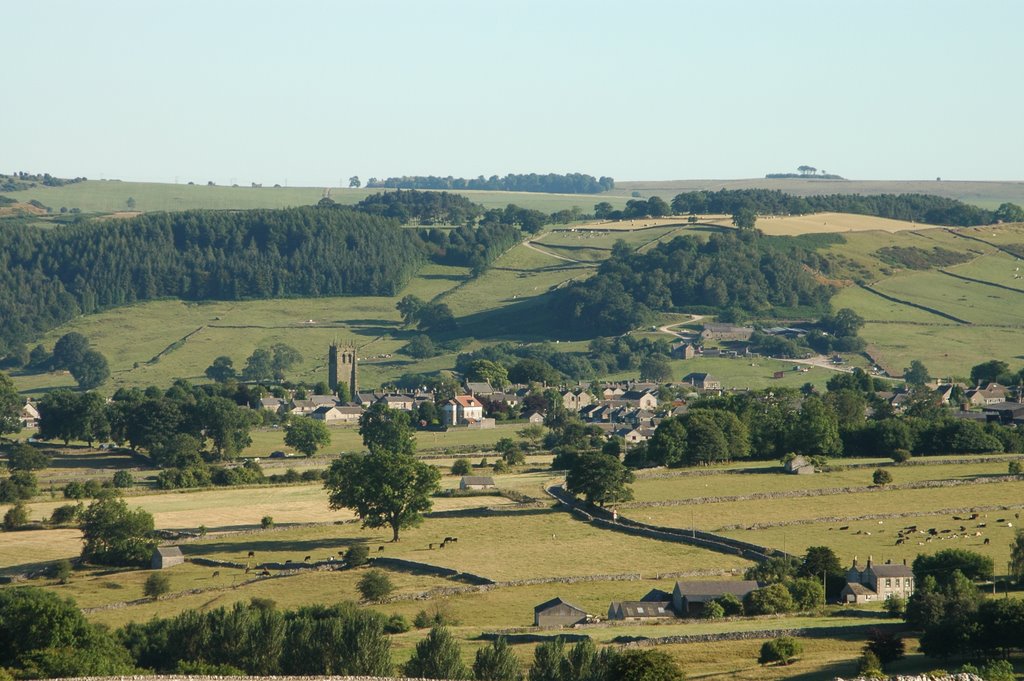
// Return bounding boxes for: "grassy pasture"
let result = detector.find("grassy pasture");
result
[0,181,627,215]
[613,177,1024,209]
[627,460,1017,503]
[872,269,1024,326]
[858,322,1024,379]
[641,478,1024,530]
[181,507,749,582]
[715,212,928,235]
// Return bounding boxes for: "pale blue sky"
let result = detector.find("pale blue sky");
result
[6,1,1023,185]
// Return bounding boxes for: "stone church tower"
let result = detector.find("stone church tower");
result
[328,343,357,395]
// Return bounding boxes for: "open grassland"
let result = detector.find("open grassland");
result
[0,180,627,215]
[715,212,928,235]
[182,507,749,582]
[613,177,1024,209]
[628,460,1018,503]
[858,321,1024,379]
[872,269,1024,326]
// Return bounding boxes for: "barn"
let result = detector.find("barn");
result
[151,546,185,569]
[534,597,588,627]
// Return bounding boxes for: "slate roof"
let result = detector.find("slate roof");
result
[615,601,672,618]
[674,580,760,603]
[534,597,586,613]
[461,476,495,487]
[869,564,913,578]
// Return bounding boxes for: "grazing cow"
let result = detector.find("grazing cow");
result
[378,546,385,552]
[839,526,849,531]
[984,537,991,545]
[997,518,1006,523]
[338,550,345,555]
[438,542,445,549]
[429,543,435,550]
[450,537,458,543]
[261,569,271,576]
[285,559,292,564]
[978,523,987,528]
[304,555,311,562]
[212,571,220,578]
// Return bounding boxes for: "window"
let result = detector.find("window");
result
[885,579,891,588]
[636,607,644,614]
[893,578,900,587]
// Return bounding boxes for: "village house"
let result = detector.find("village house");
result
[442,394,485,426]
[259,397,285,413]
[671,342,697,360]
[966,383,1010,406]
[534,597,589,627]
[841,557,914,604]
[682,373,722,391]
[151,546,185,569]
[621,390,658,411]
[561,389,594,411]
[459,475,496,490]
[19,400,39,429]
[464,381,496,397]
[287,399,319,416]
[672,580,761,617]
[525,411,545,425]
[377,394,416,411]
[311,405,363,424]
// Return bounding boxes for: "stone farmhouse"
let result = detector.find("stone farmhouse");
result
[442,394,485,426]
[682,373,722,391]
[966,383,1010,406]
[459,475,496,490]
[840,557,914,604]
[20,400,39,429]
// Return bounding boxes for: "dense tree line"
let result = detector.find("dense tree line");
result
[668,188,1019,227]
[551,232,833,336]
[365,172,614,194]
[0,171,87,192]
[0,207,424,358]
[348,189,484,225]
[629,366,1024,468]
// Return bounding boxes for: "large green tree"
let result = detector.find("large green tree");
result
[80,495,157,567]
[70,349,110,390]
[284,417,331,457]
[358,402,415,456]
[0,371,21,436]
[324,449,440,541]
[565,451,635,506]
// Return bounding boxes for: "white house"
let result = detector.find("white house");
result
[441,395,485,426]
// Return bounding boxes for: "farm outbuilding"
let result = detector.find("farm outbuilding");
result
[534,597,588,627]
[672,580,761,617]
[151,546,185,569]
[460,476,496,490]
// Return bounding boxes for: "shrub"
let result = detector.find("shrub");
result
[759,636,802,665]
[49,503,82,525]
[864,627,905,664]
[872,468,893,485]
[980,660,1015,681]
[260,515,274,529]
[112,470,133,488]
[451,458,471,476]
[492,459,510,473]
[744,583,795,615]
[63,481,86,499]
[176,660,245,676]
[403,625,466,680]
[472,636,520,681]
[857,650,884,678]
[414,604,459,628]
[384,613,410,634]
[1010,459,1022,476]
[891,448,912,463]
[357,569,394,602]
[53,559,72,584]
[344,544,370,567]
[883,594,906,618]
[702,601,724,619]
[605,648,684,681]
[715,593,744,616]
[143,572,171,599]
[3,502,29,530]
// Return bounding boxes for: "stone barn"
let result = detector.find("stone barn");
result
[534,597,588,627]
[460,475,496,490]
[151,546,185,569]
